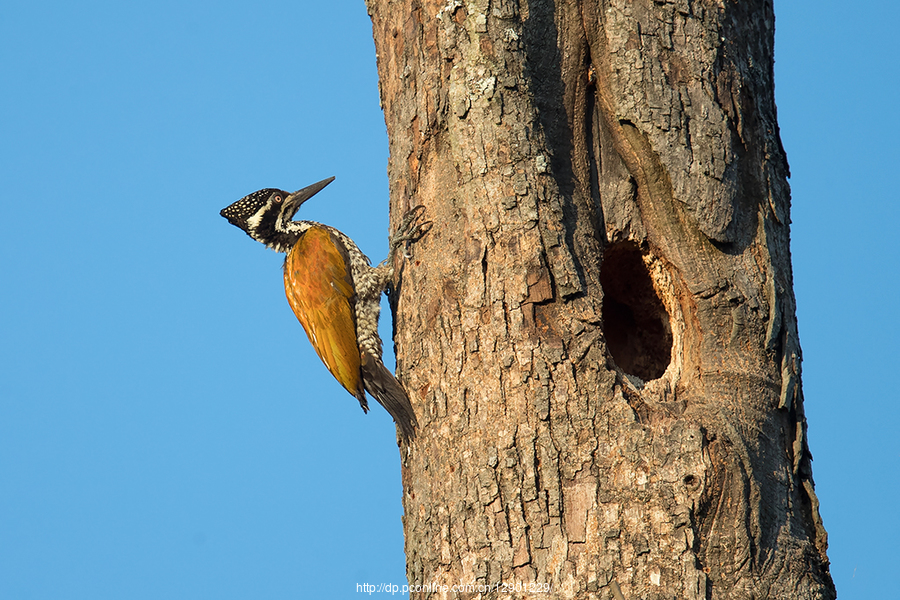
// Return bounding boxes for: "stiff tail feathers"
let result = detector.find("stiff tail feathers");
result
[361,354,418,441]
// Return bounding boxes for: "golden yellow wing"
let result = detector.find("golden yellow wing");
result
[283,226,365,404]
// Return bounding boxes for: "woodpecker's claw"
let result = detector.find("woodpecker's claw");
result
[391,205,431,259]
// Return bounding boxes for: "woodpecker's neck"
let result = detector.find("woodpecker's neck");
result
[263,220,318,253]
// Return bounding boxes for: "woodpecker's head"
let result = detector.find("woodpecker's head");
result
[220,176,335,252]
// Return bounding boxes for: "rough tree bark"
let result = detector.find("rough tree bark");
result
[368,0,835,597]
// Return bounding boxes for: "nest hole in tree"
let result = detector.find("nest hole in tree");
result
[600,242,673,382]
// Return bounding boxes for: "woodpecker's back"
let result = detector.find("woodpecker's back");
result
[220,177,419,441]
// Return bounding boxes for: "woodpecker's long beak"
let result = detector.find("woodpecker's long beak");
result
[283,176,335,218]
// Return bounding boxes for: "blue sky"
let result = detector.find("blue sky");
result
[1,1,896,598]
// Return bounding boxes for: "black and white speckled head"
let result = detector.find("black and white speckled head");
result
[220,177,335,252]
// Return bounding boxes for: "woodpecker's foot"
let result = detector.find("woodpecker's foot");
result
[390,205,431,259]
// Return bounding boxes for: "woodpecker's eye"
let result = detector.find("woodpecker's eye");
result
[273,194,283,204]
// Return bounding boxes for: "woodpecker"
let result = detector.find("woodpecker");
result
[220,177,425,441]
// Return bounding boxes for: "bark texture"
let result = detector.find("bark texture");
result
[367,0,835,597]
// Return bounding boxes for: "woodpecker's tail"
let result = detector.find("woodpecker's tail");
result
[361,353,418,441]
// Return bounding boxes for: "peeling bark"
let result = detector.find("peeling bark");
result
[368,0,835,597]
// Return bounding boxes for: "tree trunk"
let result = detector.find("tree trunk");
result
[368,0,835,597]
